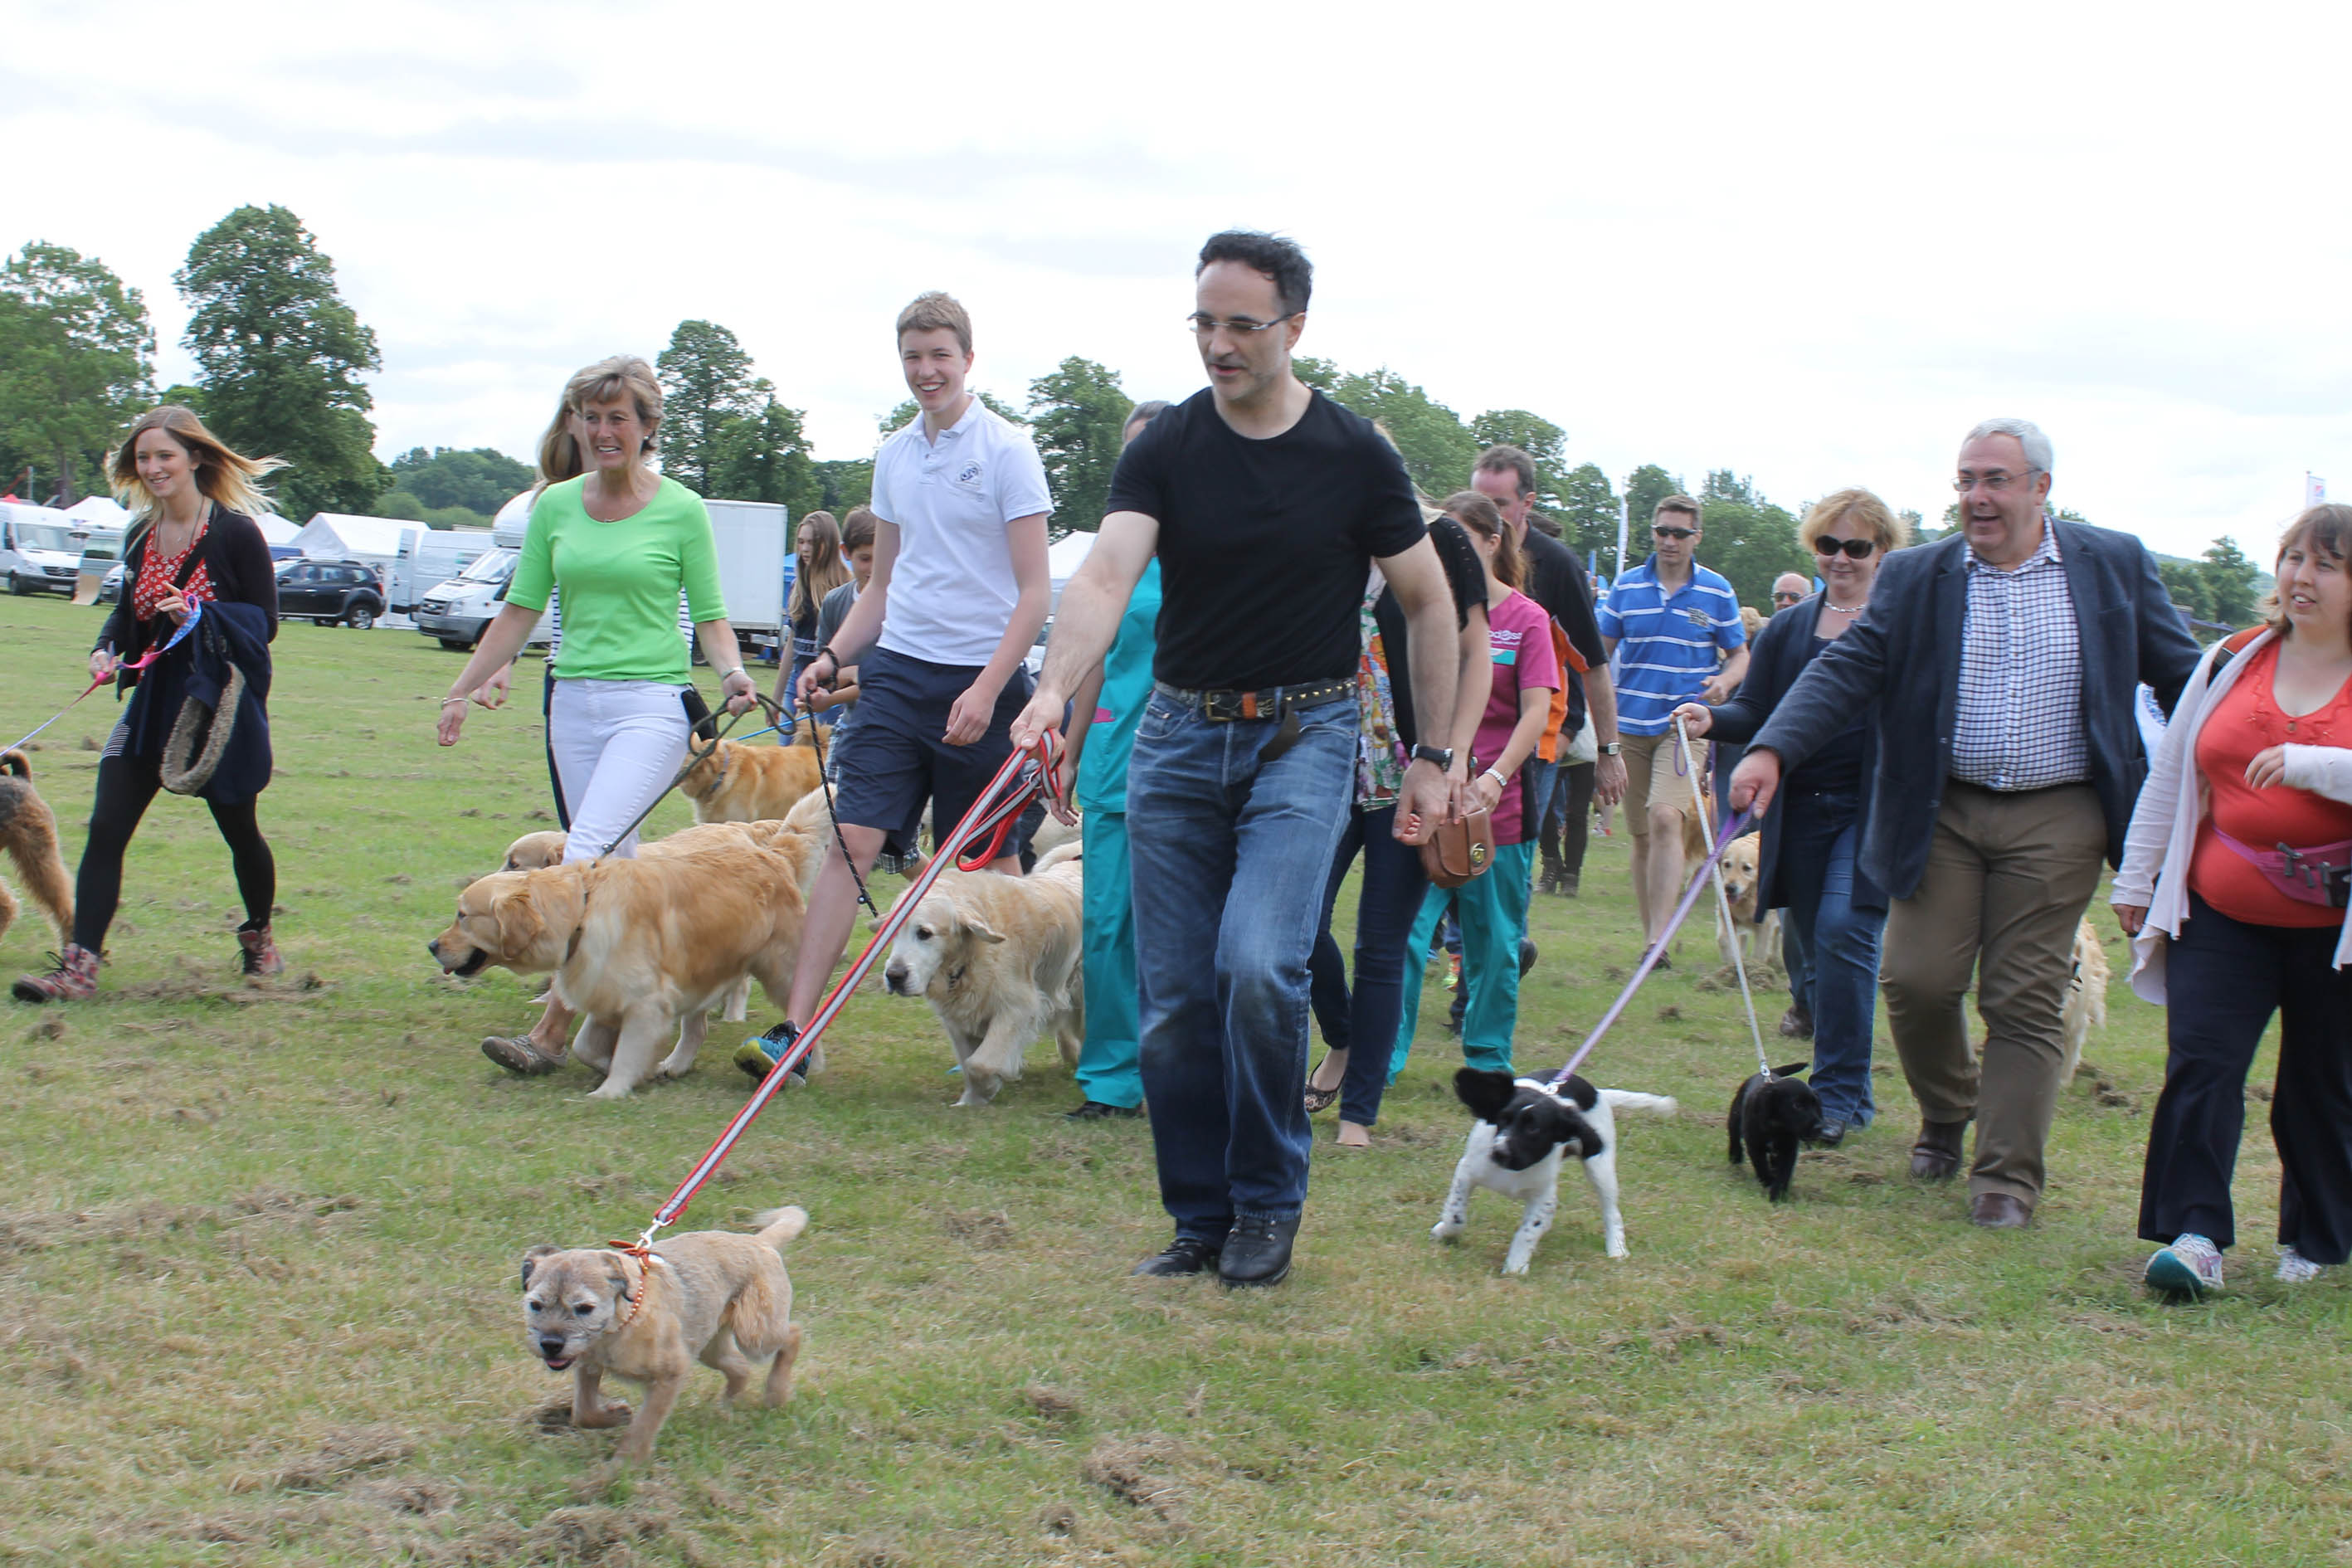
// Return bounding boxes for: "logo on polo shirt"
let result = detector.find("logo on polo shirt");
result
[955,460,986,488]
[1685,607,1710,628]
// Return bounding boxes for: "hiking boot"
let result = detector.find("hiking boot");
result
[1558,873,1580,898]
[1218,1215,1301,1288]
[12,944,98,1003]
[237,923,284,980]
[1779,1004,1814,1040]
[734,1020,811,1084]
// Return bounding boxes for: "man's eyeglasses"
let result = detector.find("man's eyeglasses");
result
[1952,470,2038,494]
[1814,537,1877,558]
[1653,526,1697,541]
[1771,590,1806,603]
[1187,313,1295,337]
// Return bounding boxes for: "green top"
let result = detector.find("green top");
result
[508,476,728,682]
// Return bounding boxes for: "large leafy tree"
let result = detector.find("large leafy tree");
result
[177,205,385,518]
[813,457,873,512]
[387,446,533,514]
[1468,408,1571,507]
[1623,464,1684,543]
[879,391,1026,434]
[0,241,155,505]
[656,319,762,496]
[2200,537,2262,627]
[1695,470,1809,611]
[711,393,821,515]
[1026,357,1132,533]
[2158,559,2212,623]
[1553,461,1623,571]
[1327,368,1478,500]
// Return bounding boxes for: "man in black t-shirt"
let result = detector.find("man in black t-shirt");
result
[1013,231,1458,1289]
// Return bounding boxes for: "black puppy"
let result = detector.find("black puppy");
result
[1727,1062,1825,1201]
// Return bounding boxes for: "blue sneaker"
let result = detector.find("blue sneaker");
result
[2145,1234,2224,1297]
[733,1020,808,1084]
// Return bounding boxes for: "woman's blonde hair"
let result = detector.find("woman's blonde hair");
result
[108,406,286,542]
[1439,489,1522,590]
[537,355,663,485]
[2262,504,2352,639]
[789,510,850,624]
[1797,487,1908,556]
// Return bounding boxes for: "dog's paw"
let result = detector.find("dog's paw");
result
[1605,1242,1629,1259]
[583,1082,636,1101]
[1500,1256,1531,1276]
[1430,1220,1463,1243]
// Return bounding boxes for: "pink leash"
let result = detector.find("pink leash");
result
[3,601,204,755]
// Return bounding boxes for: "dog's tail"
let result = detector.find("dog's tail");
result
[751,1205,809,1251]
[1598,1089,1679,1118]
[2,748,27,780]
[1032,840,1083,874]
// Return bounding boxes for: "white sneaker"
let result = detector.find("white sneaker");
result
[2145,1234,2224,1296]
[2277,1245,2325,1284]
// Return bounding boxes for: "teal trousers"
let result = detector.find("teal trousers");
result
[1077,807,1145,1108]
[1391,840,1534,1081]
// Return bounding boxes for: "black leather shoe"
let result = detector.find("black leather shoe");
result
[1132,1238,1221,1277]
[1815,1120,1846,1148]
[1910,1118,1967,1181]
[1217,1215,1300,1288]
[1518,937,1539,977]
[1064,1100,1142,1122]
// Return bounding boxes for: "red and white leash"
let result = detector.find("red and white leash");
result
[626,732,1064,1252]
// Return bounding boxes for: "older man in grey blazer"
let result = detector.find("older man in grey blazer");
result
[1729,419,2201,1228]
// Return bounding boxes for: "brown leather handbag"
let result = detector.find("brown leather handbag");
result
[1420,803,1495,889]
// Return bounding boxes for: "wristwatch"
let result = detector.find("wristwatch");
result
[1599,741,1622,756]
[1410,743,1454,770]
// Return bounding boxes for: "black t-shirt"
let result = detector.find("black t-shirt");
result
[1372,515,1487,752]
[1787,631,1867,796]
[1519,525,1605,735]
[1107,387,1426,690]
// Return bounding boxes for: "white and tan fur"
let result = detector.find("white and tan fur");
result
[432,825,805,1098]
[2059,917,2110,1086]
[520,1205,806,1465]
[0,750,73,947]
[879,846,1083,1105]
[1434,1071,1681,1273]
[1714,831,1783,971]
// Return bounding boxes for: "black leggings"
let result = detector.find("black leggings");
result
[73,752,275,952]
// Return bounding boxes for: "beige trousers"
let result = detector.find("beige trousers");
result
[1880,781,2106,1205]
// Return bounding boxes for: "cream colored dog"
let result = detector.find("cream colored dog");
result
[679,731,828,825]
[521,1206,806,1465]
[431,826,805,1098]
[879,846,1083,1105]
[1714,831,1783,971]
[2059,917,2110,1085]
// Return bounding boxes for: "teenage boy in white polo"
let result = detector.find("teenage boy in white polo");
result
[736,290,1054,1080]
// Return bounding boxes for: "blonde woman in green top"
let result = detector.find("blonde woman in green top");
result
[438,355,757,1074]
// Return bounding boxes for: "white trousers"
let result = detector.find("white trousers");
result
[548,678,689,863]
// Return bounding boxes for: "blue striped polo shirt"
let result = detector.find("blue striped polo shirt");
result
[1598,556,1746,735]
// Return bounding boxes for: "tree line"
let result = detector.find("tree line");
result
[0,208,2279,623]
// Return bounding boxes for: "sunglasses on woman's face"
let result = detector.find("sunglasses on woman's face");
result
[1814,536,1877,559]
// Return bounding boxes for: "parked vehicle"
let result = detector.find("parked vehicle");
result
[3,504,92,597]
[415,547,529,650]
[387,528,494,616]
[277,558,386,629]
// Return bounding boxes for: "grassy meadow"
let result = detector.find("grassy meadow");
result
[0,592,2345,1567]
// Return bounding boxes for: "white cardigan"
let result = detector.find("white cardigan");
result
[2112,626,2352,1003]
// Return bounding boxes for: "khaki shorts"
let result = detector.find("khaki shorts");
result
[1620,731,1705,834]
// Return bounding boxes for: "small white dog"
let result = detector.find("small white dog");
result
[1434,1069,1679,1273]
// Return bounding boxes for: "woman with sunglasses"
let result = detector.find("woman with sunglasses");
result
[1672,489,1911,1142]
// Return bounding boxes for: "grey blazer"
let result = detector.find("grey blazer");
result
[1750,519,2203,900]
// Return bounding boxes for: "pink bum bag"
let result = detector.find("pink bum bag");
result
[2212,827,2352,910]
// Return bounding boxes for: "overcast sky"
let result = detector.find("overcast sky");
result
[12,0,2349,562]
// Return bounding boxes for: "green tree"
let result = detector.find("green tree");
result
[1553,461,1622,569]
[813,458,873,513]
[1623,464,1683,541]
[2200,537,2261,627]
[879,391,1025,434]
[176,205,385,518]
[0,241,155,505]
[2157,559,2212,623]
[1293,356,1338,393]
[1468,408,1572,507]
[387,446,533,515]
[1327,368,1477,500]
[1695,470,1808,611]
[656,319,761,496]
[1026,357,1132,533]
[710,393,820,514]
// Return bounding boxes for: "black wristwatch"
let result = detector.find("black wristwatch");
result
[1410,743,1454,770]
[1599,741,1622,756]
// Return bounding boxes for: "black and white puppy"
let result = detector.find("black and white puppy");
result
[1726,1062,1826,1201]
[1434,1068,1680,1273]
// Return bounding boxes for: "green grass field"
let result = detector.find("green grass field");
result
[1,592,2344,1567]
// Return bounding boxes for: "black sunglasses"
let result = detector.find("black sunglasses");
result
[1814,537,1876,558]
[1653,526,1696,541]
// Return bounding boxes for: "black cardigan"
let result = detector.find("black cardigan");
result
[96,508,279,692]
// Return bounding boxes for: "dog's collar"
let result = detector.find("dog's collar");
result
[562,884,591,967]
[603,1244,663,1334]
[944,962,967,992]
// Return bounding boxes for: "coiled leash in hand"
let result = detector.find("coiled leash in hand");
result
[594,691,790,859]
[626,732,1066,1254]
[3,601,205,756]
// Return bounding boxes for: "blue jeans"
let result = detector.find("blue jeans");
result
[1778,791,1884,1127]
[1307,804,1429,1127]
[1127,689,1356,1239]
[1393,841,1535,1081]
[1077,808,1144,1109]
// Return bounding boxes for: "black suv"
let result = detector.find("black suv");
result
[276,559,385,629]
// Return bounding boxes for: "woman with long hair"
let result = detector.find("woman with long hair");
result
[1387,490,1557,1087]
[1673,489,1910,1142]
[786,510,850,715]
[2116,504,2352,1295]
[14,407,287,1001]
[437,355,757,1075]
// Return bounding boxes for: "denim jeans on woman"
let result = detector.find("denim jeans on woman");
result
[1126,689,1357,1243]
[1307,804,1429,1127]
[1776,788,1883,1127]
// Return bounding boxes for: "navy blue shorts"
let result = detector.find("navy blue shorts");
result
[830,648,1040,862]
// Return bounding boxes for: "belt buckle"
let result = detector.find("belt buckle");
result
[1203,690,1249,723]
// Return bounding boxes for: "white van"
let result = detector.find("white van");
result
[2,504,91,597]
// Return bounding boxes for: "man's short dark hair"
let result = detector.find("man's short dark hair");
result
[1196,231,1312,319]
[1475,444,1538,499]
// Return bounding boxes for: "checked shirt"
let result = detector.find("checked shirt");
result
[1950,519,2088,791]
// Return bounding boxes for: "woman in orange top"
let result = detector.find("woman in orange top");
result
[2114,504,2352,1294]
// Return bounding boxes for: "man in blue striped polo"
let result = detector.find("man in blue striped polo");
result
[1599,494,1747,957]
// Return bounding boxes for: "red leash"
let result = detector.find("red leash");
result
[3,601,204,755]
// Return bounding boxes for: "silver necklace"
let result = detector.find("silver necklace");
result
[1822,599,1865,615]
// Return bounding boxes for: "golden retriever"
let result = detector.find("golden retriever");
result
[0,749,73,947]
[1714,830,1782,972]
[679,731,828,825]
[879,845,1083,1105]
[431,825,806,1098]
[2059,918,2110,1085]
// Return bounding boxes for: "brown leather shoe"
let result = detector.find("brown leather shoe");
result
[1909,1119,1967,1181]
[1970,1192,2033,1229]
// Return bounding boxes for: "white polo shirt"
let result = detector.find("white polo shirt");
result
[869,397,1053,667]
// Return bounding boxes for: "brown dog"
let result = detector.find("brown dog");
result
[521,1206,807,1465]
[679,731,828,825]
[0,750,74,947]
[1714,830,1782,972]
